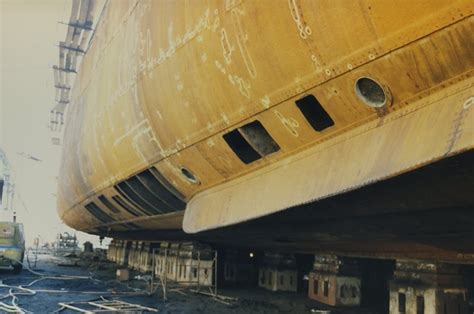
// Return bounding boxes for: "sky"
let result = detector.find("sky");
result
[0,0,107,248]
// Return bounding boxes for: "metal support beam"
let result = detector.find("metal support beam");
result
[52,65,77,74]
[57,43,85,54]
[54,85,71,90]
[58,21,94,31]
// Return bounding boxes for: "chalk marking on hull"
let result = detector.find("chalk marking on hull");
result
[274,110,300,137]
[114,119,148,146]
[288,0,312,39]
[231,8,257,79]
[220,28,234,64]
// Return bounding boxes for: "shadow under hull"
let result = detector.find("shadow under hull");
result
[110,150,474,263]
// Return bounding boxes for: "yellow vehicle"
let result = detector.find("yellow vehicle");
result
[0,222,25,273]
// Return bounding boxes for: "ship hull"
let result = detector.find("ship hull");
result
[57,0,474,263]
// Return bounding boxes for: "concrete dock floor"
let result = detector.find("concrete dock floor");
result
[0,253,382,313]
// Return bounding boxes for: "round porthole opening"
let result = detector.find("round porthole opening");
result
[180,167,200,184]
[355,77,387,108]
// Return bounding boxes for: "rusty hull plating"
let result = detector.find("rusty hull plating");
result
[57,1,474,262]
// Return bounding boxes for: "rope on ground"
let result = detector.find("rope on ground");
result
[0,256,150,313]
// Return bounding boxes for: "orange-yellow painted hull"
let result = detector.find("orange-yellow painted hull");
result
[58,0,474,261]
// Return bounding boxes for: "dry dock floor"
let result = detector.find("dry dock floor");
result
[0,253,380,313]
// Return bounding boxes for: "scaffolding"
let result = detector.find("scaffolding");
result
[50,0,98,137]
[150,246,218,300]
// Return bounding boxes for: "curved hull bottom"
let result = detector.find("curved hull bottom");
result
[108,149,474,264]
